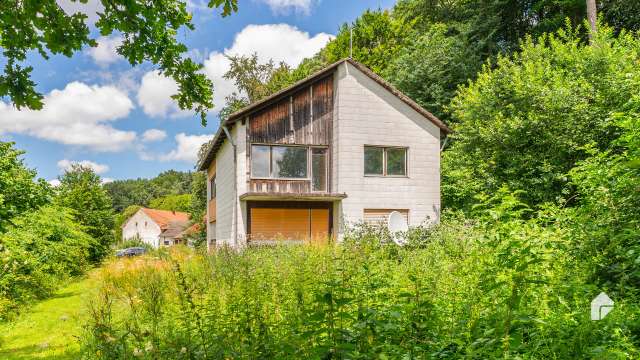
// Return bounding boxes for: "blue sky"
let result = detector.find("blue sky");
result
[0,0,395,184]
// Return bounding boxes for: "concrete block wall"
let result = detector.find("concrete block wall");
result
[333,62,441,233]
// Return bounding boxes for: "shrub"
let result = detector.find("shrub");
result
[0,206,93,319]
[444,26,640,210]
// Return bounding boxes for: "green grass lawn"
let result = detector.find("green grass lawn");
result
[0,274,98,359]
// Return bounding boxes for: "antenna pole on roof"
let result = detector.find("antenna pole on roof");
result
[349,25,353,59]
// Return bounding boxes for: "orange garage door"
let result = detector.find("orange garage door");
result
[250,207,330,242]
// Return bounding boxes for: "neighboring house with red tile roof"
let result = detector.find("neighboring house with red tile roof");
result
[121,207,191,248]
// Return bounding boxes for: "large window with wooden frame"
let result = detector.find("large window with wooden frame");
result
[251,144,328,191]
[364,146,408,176]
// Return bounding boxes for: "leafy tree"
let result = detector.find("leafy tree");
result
[148,194,192,213]
[323,9,414,74]
[443,26,640,210]
[0,141,51,232]
[600,0,640,33]
[190,171,207,221]
[0,205,92,317]
[0,0,238,124]
[385,23,481,123]
[220,53,297,120]
[55,165,115,262]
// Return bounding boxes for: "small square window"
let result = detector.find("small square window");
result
[364,146,407,177]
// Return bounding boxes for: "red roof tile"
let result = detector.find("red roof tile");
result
[141,208,190,230]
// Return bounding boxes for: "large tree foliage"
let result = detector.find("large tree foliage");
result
[0,141,51,232]
[384,23,481,123]
[443,26,640,210]
[323,9,413,74]
[0,0,238,123]
[55,165,115,262]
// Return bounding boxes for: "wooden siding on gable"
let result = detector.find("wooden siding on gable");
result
[246,75,334,195]
[248,75,333,146]
[249,98,289,144]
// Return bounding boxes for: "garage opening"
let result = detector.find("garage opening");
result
[247,201,332,243]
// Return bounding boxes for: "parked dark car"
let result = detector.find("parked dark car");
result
[115,247,147,257]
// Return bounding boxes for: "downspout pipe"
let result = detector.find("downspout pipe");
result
[222,124,238,247]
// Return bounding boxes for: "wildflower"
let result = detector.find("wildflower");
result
[181,347,187,354]
[133,347,143,357]
[145,341,154,352]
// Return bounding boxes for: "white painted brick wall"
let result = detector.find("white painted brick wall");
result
[333,62,441,234]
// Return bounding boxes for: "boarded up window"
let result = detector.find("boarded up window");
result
[363,209,409,226]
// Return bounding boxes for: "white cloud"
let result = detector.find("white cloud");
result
[257,0,315,15]
[142,129,167,142]
[159,133,211,163]
[101,177,114,184]
[57,159,110,174]
[0,82,136,152]
[49,179,61,187]
[87,36,123,66]
[203,24,332,111]
[57,0,104,24]
[136,71,191,118]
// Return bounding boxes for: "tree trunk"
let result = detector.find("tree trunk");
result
[586,0,597,41]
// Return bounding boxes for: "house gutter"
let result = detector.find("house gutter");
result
[222,124,238,247]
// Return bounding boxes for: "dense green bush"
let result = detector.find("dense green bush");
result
[443,26,640,210]
[0,206,93,319]
[82,200,639,359]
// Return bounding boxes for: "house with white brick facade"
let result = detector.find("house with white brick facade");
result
[197,58,451,248]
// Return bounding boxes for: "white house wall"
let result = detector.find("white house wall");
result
[214,123,248,247]
[214,128,235,246]
[122,210,162,248]
[333,62,441,234]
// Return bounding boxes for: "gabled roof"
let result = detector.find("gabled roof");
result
[197,58,451,171]
[140,208,190,230]
[160,220,190,239]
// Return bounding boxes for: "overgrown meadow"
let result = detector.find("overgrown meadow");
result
[82,198,638,359]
